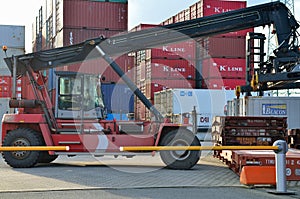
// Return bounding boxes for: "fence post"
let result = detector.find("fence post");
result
[269,140,295,195]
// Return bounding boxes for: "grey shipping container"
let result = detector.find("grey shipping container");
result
[0,25,25,48]
[0,25,25,71]
[0,98,11,137]
[227,96,300,129]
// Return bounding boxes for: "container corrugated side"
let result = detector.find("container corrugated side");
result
[243,96,300,129]
[0,25,25,48]
[0,98,11,135]
[204,78,245,90]
[202,0,249,37]
[0,48,25,70]
[145,59,196,80]
[146,40,196,60]
[67,54,133,83]
[63,0,128,30]
[198,36,246,58]
[101,83,134,114]
[62,27,125,46]
[202,58,246,79]
[155,89,235,128]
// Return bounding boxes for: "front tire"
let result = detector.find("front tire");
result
[2,128,44,168]
[159,129,201,169]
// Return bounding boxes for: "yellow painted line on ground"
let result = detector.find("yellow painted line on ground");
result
[120,145,279,152]
[0,146,70,151]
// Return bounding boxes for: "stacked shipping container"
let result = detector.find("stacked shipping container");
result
[132,24,197,120]
[196,0,252,89]
[33,0,130,83]
[32,0,134,118]
[0,25,25,98]
[134,0,252,120]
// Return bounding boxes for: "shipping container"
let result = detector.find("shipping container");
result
[199,36,246,58]
[154,89,235,129]
[62,27,125,46]
[0,25,25,70]
[62,0,128,30]
[202,58,246,79]
[153,78,196,90]
[164,0,250,37]
[204,78,245,90]
[0,25,25,48]
[101,83,134,114]
[146,40,196,60]
[227,96,300,129]
[202,0,251,37]
[67,54,134,83]
[145,59,196,79]
[130,24,158,32]
[0,76,12,98]
[0,98,11,136]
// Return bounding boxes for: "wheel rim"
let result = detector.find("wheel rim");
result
[11,138,31,159]
[169,139,191,161]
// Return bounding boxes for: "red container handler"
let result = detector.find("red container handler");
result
[202,58,246,79]
[230,149,300,181]
[63,0,128,30]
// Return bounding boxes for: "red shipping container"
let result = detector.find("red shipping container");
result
[63,0,128,30]
[0,92,11,98]
[63,28,125,46]
[153,78,196,90]
[204,78,245,90]
[199,36,246,58]
[202,0,251,37]
[146,40,196,60]
[145,59,196,79]
[202,58,246,79]
[0,76,12,98]
[130,24,158,32]
[67,54,133,83]
[145,82,166,99]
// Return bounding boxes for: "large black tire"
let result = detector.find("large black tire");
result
[38,152,58,164]
[2,128,44,168]
[159,129,201,170]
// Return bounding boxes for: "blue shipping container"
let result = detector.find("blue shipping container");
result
[101,83,134,114]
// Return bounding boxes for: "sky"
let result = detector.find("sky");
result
[0,0,299,52]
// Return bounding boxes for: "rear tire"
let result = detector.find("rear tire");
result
[2,128,44,168]
[159,129,201,170]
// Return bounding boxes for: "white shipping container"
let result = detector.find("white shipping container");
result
[154,89,236,129]
[227,96,300,129]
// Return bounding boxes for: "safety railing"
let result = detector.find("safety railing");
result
[0,146,69,151]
